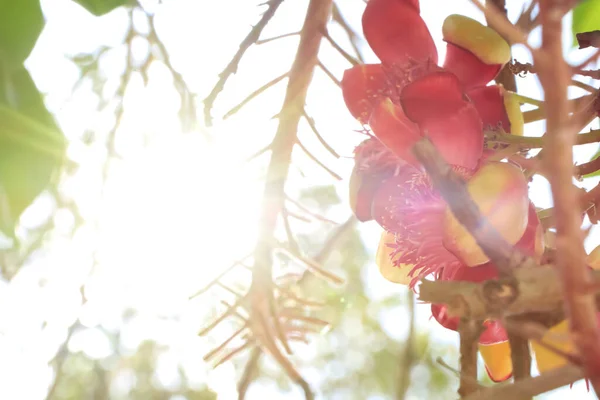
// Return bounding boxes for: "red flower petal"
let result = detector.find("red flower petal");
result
[362,0,437,66]
[511,202,544,261]
[467,85,511,132]
[369,98,421,166]
[349,164,395,221]
[400,71,465,123]
[443,42,502,90]
[341,64,387,124]
[419,103,483,169]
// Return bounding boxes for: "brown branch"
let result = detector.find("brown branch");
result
[188,254,252,300]
[458,319,483,398]
[463,364,584,400]
[507,327,531,392]
[302,108,340,158]
[322,29,359,66]
[515,0,539,34]
[575,69,600,80]
[468,0,532,48]
[577,30,600,49]
[256,31,300,45]
[203,0,285,126]
[296,138,342,180]
[419,266,600,321]
[237,348,262,400]
[223,73,289,120]
[537,1,600,395]
[331,2,365,63]
[318,61,341,87]
[411,138,537,278]
[248,0,333,397]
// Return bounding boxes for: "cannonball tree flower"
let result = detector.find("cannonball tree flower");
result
[343,0,535,383]
[341,0,520,154]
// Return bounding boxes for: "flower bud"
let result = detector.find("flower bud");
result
[442,15,510,89]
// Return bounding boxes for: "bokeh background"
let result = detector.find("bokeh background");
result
[3,0,600,399]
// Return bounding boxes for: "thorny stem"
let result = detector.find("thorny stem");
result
[537,1,600,395]
[249,0,333,397]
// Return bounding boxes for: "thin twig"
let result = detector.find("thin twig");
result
[203,0,285,126]
[237,348,262,400]
[257,31,300,45]
[317,61,341,87]
[468,0,532,48]
[303,108,340,158]
[223,72,289,120]
[331,2,365,63]
[322,29,359,66]
[296,138,342,180]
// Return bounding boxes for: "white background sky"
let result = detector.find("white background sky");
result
[1,0,599,398]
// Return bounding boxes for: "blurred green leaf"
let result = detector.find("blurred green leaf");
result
[0,64,66,236]
[71,0,132,16]
[0,0,44,66]
[572,0,600,47]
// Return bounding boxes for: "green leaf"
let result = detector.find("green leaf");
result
[572,0,600,47]
[0,64,66,236]
[0,0,44,66]
[71,0,132,16]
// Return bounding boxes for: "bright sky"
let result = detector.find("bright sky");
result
[1,0,599,399]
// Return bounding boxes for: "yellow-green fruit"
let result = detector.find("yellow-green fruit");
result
[442,14,511,65]
[479,342,512,382]
[531,320,573,373]
[443,162,529,267]
[376,231,414,285]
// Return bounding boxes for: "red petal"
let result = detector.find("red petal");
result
[362,0,437,66]
[341,64,387,124]
[349,164,395,221]
[419,103,483,169]
[512,203,541,257]
[400,71,465,123]
[443,42,502,90]
[467,85,510,132]
[369,98,421,166]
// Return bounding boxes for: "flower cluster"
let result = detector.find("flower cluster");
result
[342,0,593,382]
